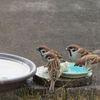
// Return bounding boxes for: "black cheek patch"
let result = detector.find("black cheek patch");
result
[69,50,72,56]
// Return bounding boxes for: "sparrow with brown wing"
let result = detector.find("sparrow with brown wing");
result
[74,54,100,69]
[37,45,64,61]
[66,44,100,62]
[45,53,61,92]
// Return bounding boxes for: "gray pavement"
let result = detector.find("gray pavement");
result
[0,0,100,84]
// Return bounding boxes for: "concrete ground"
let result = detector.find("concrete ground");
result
[0,0,100,84]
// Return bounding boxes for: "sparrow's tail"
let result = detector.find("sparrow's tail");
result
[49,80,55,93]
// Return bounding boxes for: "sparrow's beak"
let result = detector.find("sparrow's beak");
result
[66,47,70,51]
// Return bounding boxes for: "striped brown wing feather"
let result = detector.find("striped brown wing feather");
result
[86,56,98,64]
[78,48,92,57]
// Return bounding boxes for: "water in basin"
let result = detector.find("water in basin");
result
[63,62,90,75]
[0,59,30,80]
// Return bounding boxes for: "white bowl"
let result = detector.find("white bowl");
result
[0,53,36,92]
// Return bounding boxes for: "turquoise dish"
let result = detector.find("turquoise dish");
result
[62,62,91,75]
[36,63,92,79]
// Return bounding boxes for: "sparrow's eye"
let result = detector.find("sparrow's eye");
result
[41,49,46,54]
[47,56,52,61]
[71,48,77,52]
[72,49,76,52]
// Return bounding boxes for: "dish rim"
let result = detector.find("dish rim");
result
[0,53,37,84]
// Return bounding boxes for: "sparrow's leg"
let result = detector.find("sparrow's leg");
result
[49,80,55,93]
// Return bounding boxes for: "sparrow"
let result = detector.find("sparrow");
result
[45,53,62,92]
[37,45,64,61]
[66,44,100,62]
[74,54,100,69]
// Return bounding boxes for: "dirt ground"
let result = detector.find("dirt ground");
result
[0,0,100,85]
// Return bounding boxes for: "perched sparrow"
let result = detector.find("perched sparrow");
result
[45,53,61,92]
[37,45,63,60]
[66,44,100,62]
[74,54,100,69]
